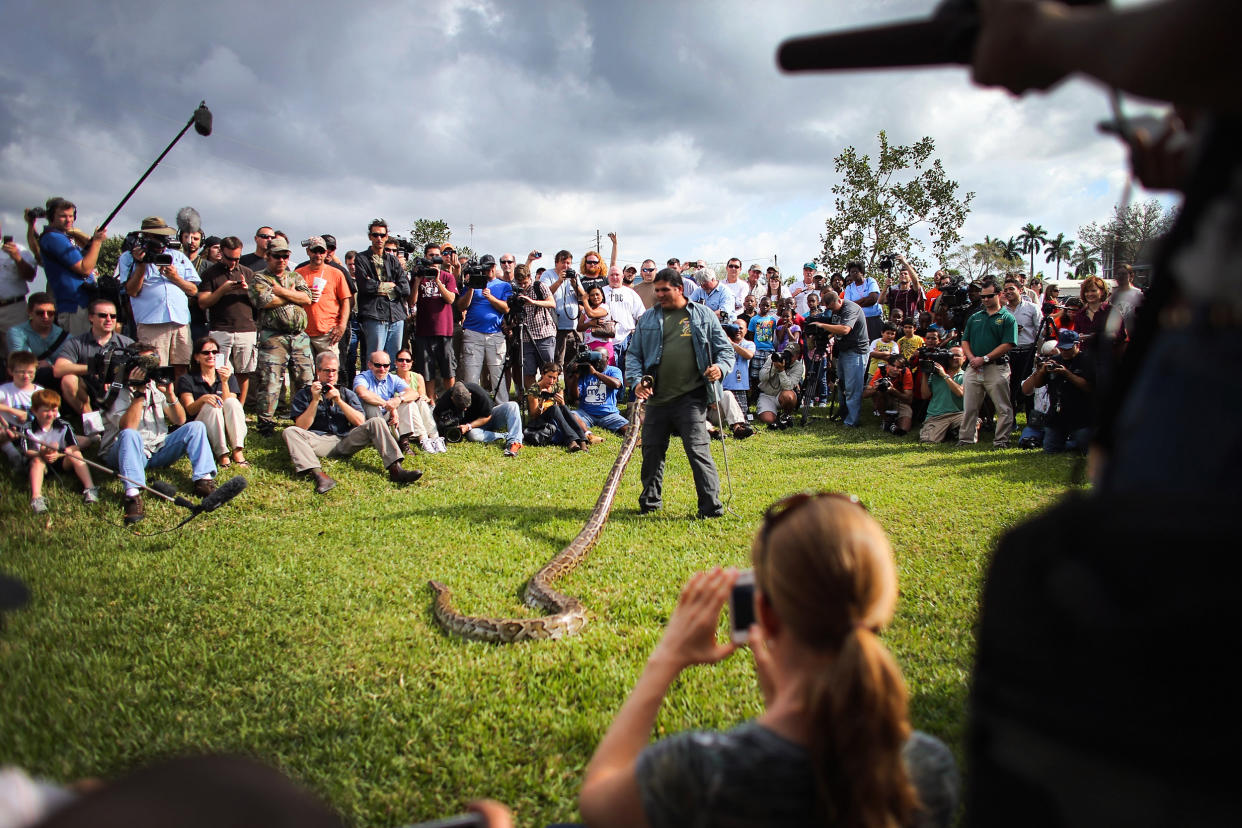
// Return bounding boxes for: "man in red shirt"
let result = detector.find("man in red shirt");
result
[863,353,915,435]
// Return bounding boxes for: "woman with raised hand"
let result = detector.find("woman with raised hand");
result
[177,336,248,467]
[579,492,959,828]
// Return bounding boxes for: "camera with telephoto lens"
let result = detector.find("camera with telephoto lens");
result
[874,375,893,392]
[24,206,47,223]
[771,348,795,368]
[917,346,956,371]
[878,253,896,272]
[122,230,182,266]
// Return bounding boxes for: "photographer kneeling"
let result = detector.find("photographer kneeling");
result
[1021,329,1093,454]
[100,343,217,525]
[918,347,966,444]
[863,353,914,436]
[525,361,593,452]
[756,344,805,430]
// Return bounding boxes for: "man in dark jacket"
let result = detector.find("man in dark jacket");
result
[353,219,410,362]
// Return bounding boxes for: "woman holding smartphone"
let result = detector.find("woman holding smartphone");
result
[579,492,958,828]
[176,336,248,467]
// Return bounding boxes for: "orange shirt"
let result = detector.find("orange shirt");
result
[297,264,353,336]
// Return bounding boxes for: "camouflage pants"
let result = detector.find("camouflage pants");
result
[255,329,314,419]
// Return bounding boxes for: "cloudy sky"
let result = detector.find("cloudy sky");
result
[2,0,1174,280]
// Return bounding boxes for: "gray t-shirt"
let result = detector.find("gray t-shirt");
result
[636,722,959,828]
[834,300,869,354]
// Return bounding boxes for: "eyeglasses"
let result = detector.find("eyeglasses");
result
[94,312,117,319]
[641,267,654,272]
[222,255,241,264]
[979,292,998,298]
[32,309,56,317]
[369,232,388,238]
[500,259,515,264]
[442,248,455,255]
[727,263,741,268]
[318,367,339,374]
[395,357,413,363]
[269,252,290,260]
[760,491,867,545]
[371,362,390,369]
[585,259,600,265]
[199,349,220,356]
[256,233,275,240]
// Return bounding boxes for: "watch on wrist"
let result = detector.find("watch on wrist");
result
[983,355,991,364]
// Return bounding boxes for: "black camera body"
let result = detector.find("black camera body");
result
[122,230,182,266]
[25,206,48,223]
[389,235,417,256]
[878,252,896,272]
[874,376,894,392]
[412,255,444,278]
[92,346,174,407]
[939,275,970,309]
[463,261,490,291]
[772,348,795,368]
[918,346,956,371]
[435,409,465,443]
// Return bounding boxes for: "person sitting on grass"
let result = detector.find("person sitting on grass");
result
[20,388,97,514]
[756,345,804,430]
[392,348,446,453]
[100,343,217,526]
[1,350,41,469]
[432,381,524,457]
[353,349,423,456]
[176,336,248,469]
[525,361,593,452]
[578,492,959,828]
[568,346,627,438]
[864,354,915,436]
[282,351,424,494]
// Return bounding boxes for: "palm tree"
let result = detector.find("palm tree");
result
[1043,233,1075,280]
[1001,236,1023,268]
[1017,223,1047,279]
[1069,245,1101,277]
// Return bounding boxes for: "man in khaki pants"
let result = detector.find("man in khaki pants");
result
[958,278,1017,448]
[282,352,422,494]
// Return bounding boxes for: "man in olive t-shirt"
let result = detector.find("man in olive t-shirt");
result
[626,269,734,518]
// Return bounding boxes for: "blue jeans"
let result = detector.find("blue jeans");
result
[360,319,402,362]
[104,422,216,493]
[465,401,523,445]
[838,350,868,426]
[1043,424,1089,454]
[574,409,629,433]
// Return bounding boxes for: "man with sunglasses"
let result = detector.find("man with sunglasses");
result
[721,258,749,313]
[240,226,275,271]
[353,219,411,362]
[352,350,423,455]
[632,260,659,310]
[957,278,1017,448]
[116,216,201,379]
[6,293,66,388]
[249,237,314,436]
[53,298,135,416]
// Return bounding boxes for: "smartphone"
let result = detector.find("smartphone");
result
[532,250,542,259]
[214,352,226,369]
[729,569,756,644]
[2,235,12,245]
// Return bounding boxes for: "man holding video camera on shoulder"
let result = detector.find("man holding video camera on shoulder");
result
[1021,329,1094,454]
[919,346,966,443]
[53,298,135,418]
[117,216,200,379]
[100,343,216,525]
[408,242,458,396]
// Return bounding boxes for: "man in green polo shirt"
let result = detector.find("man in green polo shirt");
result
[625,268,734,518]
[958,278,1017,447]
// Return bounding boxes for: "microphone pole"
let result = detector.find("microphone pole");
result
[98,102,213,232]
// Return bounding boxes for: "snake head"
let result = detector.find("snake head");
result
[427,580,448,595]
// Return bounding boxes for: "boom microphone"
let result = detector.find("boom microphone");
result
[192,101,213,137]
[777,0,1105,74]
[196,475,246,514]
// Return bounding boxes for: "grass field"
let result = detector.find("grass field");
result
[0,415,1084,826]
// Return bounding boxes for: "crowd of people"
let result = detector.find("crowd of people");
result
[0,201,1140,523]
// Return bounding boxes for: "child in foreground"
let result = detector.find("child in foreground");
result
[21,388,97,513]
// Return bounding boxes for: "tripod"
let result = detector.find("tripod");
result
[800,349,838,425]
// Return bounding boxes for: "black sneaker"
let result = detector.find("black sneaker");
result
[255,419,276,438]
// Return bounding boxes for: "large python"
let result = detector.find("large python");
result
[428,378,651,643]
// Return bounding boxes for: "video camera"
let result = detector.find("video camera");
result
[24,206,47,223]
[389,235,417,257]
[412,253,445,279]
[88,345,175,407]
[939,274,970,309]
[878,253,896,273]
[462,259,491,291]
[435,409,465,443]
[573,346,606,371]
[917,346,957,371]
[122,230,182,267]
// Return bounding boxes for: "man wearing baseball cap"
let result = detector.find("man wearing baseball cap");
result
[1021,328,1094,454]
[116,216,201,378]
[791,261,820,316]
[249,236,314,436]
[296,236,353,359]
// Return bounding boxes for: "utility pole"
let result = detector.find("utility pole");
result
[596,229,601,254]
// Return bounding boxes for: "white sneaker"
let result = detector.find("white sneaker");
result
[419,437,437,453]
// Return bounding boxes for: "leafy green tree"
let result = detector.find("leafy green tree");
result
[1069,245,1100,277]
[408,218,475,261]
[1077,199,1176,274]
[95,235,125,281]
[819,131,974,280]
[1017,223,1047,279]
[1043,232,1075,280]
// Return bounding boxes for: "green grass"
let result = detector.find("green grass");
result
[0,415,1084,826]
